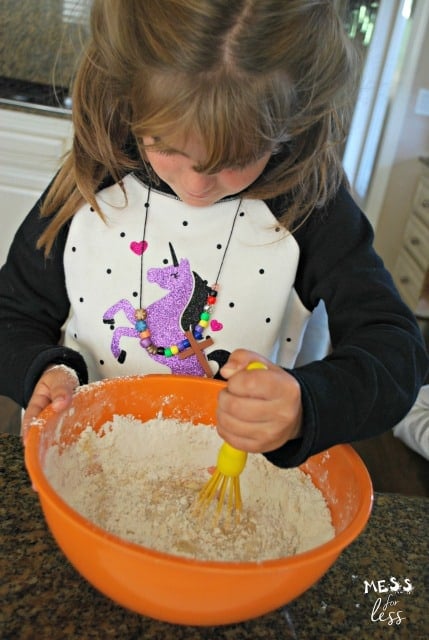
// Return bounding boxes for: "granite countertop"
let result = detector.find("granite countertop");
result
[0,0,87,117]
[1,433,428,640]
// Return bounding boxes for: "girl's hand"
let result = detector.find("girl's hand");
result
[22,365,79,444]
[218,349,302,454]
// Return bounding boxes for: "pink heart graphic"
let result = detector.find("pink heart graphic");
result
[130,240,148,255]
[210,319,223,331]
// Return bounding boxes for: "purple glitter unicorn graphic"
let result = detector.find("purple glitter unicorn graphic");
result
[103,243,212,376]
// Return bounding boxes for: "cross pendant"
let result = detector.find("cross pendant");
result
[179,330,214,378]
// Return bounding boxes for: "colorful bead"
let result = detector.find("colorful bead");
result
[135,308,147,320]
[193,325,204,338]
[147,344,158,354]
[135,319,147,331]
[135,283,219,357]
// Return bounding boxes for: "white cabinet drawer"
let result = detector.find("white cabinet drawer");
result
[0,186,40,266]
[393,249,426,310]
[0,109,72,184]
[402,212,429,271]
[0,129,65,172]
[413,176,429,225]
[0,109,72,265]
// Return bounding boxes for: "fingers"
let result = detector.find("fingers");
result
[22,365,79,444]
[49,377,76,411]
[220,349,271,379]
[23,393,50,432]
[217,351,302,453]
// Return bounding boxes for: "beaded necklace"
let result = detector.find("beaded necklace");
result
[134,185,242,376]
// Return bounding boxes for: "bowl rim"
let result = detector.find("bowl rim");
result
[25,404,374,571]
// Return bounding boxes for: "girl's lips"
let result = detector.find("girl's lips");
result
[186,191,213,199]
[181,190,220,206]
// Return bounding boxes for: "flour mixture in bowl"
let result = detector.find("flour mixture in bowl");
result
[44,416,334,562]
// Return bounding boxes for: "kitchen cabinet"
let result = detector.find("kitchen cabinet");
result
[393,173,429,319]
[0,108,72,265]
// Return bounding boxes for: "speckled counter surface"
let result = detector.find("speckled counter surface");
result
[0,0,86,116]
[1,0,85,87]
[1,434,428,640]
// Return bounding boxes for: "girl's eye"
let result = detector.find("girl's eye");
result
[221,162,251,173]
[157,149,176,156]
[227,164,248,172]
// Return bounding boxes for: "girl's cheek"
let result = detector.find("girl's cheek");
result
[219,169,257,192]
[145,152,177,176]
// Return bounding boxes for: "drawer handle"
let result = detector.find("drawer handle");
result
[399,276,410,284]
[410,237,420,245]
[422,199,429,208]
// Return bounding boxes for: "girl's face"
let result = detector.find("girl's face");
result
[143,135,271,207]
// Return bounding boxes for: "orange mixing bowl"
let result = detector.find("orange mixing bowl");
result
[25,374,373,626]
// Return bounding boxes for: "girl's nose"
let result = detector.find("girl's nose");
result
[184,170,216,196]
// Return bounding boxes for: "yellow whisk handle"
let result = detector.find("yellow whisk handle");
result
[246,361,267,371]
[216,442,247,477]
[215,362,267,478]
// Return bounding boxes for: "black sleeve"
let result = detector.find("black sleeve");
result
[265,185,429,468]
[0,193,88,407]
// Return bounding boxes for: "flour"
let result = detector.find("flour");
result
[43,415,335,562]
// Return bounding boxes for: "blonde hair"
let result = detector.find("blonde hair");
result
[38,0,361,255]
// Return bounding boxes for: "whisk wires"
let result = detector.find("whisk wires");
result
[194,362,267,525]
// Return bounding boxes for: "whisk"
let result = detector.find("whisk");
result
[195,361,267,523]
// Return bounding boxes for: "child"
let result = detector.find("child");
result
[393,386,429,461]
[0,0,427,468]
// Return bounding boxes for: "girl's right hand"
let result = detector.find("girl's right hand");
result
[22,364,79,443]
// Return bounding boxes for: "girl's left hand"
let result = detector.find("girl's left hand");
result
[218,349,302,453]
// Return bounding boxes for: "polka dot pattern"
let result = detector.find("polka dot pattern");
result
[63,174,303,381]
